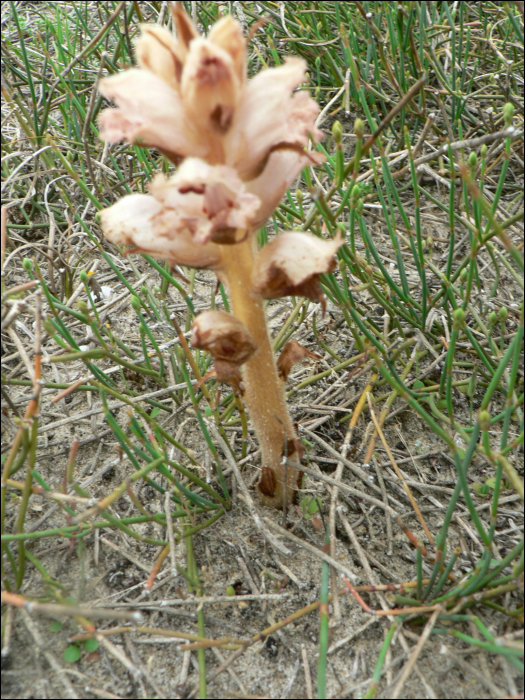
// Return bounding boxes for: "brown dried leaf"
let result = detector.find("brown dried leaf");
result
[277,340,322,381]
[214,359,245,396]
[281,436,304,462]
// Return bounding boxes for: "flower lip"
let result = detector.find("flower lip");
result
[245,148,325,230]
[98,69,207,160]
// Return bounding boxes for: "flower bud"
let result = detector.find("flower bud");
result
[498,306,508,322]
[452,308,466,331]
[43,319,56,337]
[503,102,514,125]
[251,231,344,314]
[354,118,364,139]
[478,410,491,432]
[295,188,303,205]
[23,258,33,272]
[468,151,478,169]
[350,183,361,204]
[332,120,343,145]
[480,144,487,158]
[131,295,142,314]
[489,311,498,326]
[77,300,90,316]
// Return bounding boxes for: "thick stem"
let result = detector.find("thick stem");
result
[220,237,299,507]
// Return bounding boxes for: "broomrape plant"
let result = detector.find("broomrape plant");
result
[98,3,342,507]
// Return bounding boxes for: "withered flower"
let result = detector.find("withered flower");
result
[191,310,257,395]
[252,231,344,313]
[277,340,321,381]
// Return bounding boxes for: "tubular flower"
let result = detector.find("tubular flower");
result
[98,4,323,224]
[148,158,260,245]
[251,231,344,314]
[98,193,222,269]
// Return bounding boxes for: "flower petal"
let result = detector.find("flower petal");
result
[252,231,343,312]
[172,1,198,56]
[227,58,322,179]
[246,149,325,228]
[148,158,260,244]
[98,69,206,160]
[181,38,241,143]
[136,25,182,89]
[99,194,222,269]
[208,15,246,85]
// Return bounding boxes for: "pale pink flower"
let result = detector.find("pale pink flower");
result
[100,156,261,261]
[251,231,344,313]
[98,6,323,225]
[99,193,222,269]
[148,158,260,244]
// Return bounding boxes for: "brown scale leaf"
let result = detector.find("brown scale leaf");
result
[258,466,277,498]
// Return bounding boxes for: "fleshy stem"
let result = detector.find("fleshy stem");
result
[219,237,299,507]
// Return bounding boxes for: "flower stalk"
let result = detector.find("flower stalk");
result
[220,238,299,507]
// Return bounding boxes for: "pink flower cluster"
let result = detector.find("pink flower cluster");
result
[98,4,342,302]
